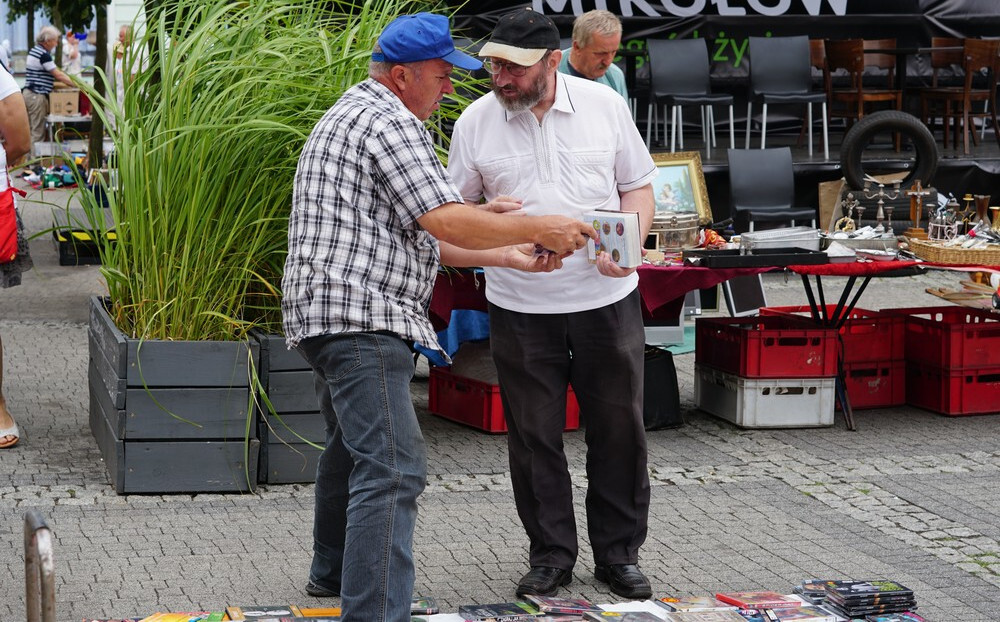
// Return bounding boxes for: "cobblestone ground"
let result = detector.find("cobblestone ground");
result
[2,185,999,621]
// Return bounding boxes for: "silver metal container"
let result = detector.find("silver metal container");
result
[740,226,821,251]
[650,212,700,251]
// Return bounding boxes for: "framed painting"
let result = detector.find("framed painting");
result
[651,151,712,225]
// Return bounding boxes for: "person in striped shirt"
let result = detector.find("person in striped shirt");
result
[22,25,75,146]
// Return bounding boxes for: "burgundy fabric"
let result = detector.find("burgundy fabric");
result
[786,260,921,276]
[430,270,488,331]
[636,265,775,318]
[430,260,996,331]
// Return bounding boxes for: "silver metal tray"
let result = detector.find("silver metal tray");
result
[820,236,899,251]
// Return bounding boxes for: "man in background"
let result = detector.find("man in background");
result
[448,7,656,602]
[558,9,628,100]
[22,25,76,146]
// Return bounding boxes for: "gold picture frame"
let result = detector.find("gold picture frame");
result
[651,151,712,225]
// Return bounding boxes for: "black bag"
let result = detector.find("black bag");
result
[643,346,683,430]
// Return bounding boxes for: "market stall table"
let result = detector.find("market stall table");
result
[44,113,91,144]
[429,260,999,431]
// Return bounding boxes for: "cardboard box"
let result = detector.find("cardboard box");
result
[49,88,80,116]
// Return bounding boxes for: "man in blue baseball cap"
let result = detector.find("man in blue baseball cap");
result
[283,11,596,622]
[373,12,482,71]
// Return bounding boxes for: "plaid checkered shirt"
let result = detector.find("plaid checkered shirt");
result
[281,79,463,354]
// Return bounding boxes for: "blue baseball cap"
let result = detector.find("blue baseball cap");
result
[373,13,482,71]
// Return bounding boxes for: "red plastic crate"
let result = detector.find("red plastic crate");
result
[888,306,1000,369]
[838,360,906,410]
[905,361,1000,415]
[427,367,580,433]
[695,315,838,378]
[760,305,905,364]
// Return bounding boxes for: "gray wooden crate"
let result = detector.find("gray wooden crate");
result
[88,362,253,440]
[87,296,260,493]
[254,332,324,484]
[89,296,259,389]
[89,370,259,493]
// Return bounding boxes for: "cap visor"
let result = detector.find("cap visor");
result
[478,42,547,67]
[443,48,483,71]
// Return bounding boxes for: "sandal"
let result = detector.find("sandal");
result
[0,421,19,449]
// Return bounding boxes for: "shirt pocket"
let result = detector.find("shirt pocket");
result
[479,155,523,198]
[567,149,616,206]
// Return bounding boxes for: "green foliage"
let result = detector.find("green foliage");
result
[75,0,481,341]
[6,0,104,33]
[5,0,37,25]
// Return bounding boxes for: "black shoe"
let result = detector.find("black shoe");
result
[594,563,652,599]
[305,580,340,597]
[515,566,573,597]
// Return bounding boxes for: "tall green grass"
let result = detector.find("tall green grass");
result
[77,0,481,341]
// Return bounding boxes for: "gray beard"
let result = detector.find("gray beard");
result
[492,72,548,112]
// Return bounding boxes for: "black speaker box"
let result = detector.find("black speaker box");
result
[643,346,683,430]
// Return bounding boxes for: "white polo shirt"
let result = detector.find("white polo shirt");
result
[448,73,657,314]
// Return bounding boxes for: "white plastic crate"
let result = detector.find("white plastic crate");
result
[694,364,835,428]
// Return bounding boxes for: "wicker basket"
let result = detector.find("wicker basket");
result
[907,237,1000,266]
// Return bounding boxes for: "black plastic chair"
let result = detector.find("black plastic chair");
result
[745,36,829,160]
[727,147,816,233]
[645,38,734,157]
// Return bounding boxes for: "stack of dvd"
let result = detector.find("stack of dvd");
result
[821,580,915,618]
[792,579,832,605]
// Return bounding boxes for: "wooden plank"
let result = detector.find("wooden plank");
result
[89,363,125,438]
[262,411,325,445]
[88,375,125,493]
[90,295,260,388]
[261,333,311,372]
[124,387,255,441]
[89,296,127,378]
[252,330,271,390]
[261,442,321,484]
[124,339,258,388]
[88,337,126,410]
[267,369,321,413]
[121,439,259,494]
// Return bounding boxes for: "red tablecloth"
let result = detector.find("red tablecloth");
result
[786,260,921,275]
[432,266,781,327]
[431,259,993,331]
[430,270,488,331]
[636,265,774,319]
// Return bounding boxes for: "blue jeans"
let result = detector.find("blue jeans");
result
[297,332,426,622]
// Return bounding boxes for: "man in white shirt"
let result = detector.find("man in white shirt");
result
[447,7,657,601]
[23,25,75,145]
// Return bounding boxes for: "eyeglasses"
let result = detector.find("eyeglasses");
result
[482,58,530,77]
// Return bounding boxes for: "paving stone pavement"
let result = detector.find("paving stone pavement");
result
[2,185,999,621]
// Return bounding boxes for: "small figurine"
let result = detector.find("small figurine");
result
[904,180,932,240]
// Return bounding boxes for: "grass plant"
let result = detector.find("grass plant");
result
[76,0,483,342]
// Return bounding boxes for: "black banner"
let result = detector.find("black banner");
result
[451,0,1000,83]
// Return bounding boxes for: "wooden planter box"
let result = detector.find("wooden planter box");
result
[88,296,260,493]
[254,333,324,484]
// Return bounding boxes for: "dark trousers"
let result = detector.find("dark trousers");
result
[489,288,650,570]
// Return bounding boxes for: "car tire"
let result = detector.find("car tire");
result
[840,110,938,190]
